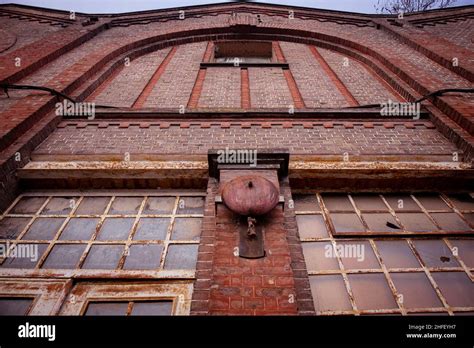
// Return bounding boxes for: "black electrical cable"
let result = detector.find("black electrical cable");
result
[0,83,119,109]
[1,83,473,110]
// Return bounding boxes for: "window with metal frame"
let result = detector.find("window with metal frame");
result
[294,192,474,315]
[0,192,204,279]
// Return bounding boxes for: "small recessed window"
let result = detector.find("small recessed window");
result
[214,41,273,64]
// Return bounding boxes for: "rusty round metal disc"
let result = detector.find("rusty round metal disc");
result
[221,175,279,216]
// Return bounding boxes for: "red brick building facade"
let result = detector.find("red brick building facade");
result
[0,2,473,316]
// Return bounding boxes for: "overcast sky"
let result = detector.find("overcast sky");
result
[0,0,472,14]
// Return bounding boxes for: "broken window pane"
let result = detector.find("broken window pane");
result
[164,244,198,270]
[302,242,340,271]
[171,218,202,240]
[75,197,110,215]
[41,197,78,215]
[130,301,173,315]
[412,240,459,268]
[143,197,175,214]
[133,218,169,241]
[22,218,65,240]
[431,272,474,308]
[96,218,134,241]
[0,217,31,239]
[384,194,421,211]
[447,194,474,211]
[309,275,352,312]
[396,213,438,232]
[293,194,320,211]
[352,194,387,211]
[10,197,47,214]
[430,213,472,232]
[336,241,380,270]
[348,273,398,310]
[59,218,99,240]
[321,193,353,211]
[42,244,86,269]
[330,214,365,233]
[390,272,442,309]
[448,239,474,268]
[123,244,163,270]
[84,302,129,316]
[296,215,328,239]
[362,213,400,233]
[1,243,48,269]
[177,197,204,214]
[109,197,143,215]
[415,194,450,210]
[375,240,420,269]
[82,245,124,269]
[0,298,33,315]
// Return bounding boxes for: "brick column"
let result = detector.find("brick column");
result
[191,176,305,315]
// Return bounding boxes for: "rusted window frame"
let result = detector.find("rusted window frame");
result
[295,192,474,316]
[60,281,193,315]
[0,191,205,280]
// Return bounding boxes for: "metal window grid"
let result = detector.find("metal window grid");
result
[295,192,474,316]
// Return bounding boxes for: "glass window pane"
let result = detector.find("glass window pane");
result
[59,218,99,240]
[123,244,163,270]
[164,244,198,270]
[302,242,340,272]
[464,213,474,227]
[396,213,438,232]
[84,302,129,316]
[390,272,442,309]
[330,214,365,233]
[0,217,31,239]
[42,244,86,269]
[448,239,474,268]
[75,197,110,215]
[430,213,472,232]
[293,194,320,211]
[41,197,78,215]
[336,241,380,270]
[96,218,134,241]
[309,275,352,312]
[131,301,173,315]
[415,194,450,210]
[384,194,421,211]
[1,244,48,269]
[133,218,169,241]
[375,240,420,269]
[413,240,459,268]
[177,197,204,214]
[321,194,353,211]
[348,273,398,310]
[432,272,474,308]
[447,194,474,211]
[171,218,201,240]
[362,213,400,232]
[10,197,47,214]
[0,298,33,315]
[82,245,124,269]
[109,197,143,215]
[352,194,387,211]
[143,197,176,214]
[296,215,328,239]
[22,218,65,240]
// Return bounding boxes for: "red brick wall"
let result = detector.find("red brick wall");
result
[198,67,241,108]
[33,121,460,160]
[143,42,207,109]
[191,178,299,315]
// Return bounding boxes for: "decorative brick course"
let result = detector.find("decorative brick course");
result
[33,122,459,158]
